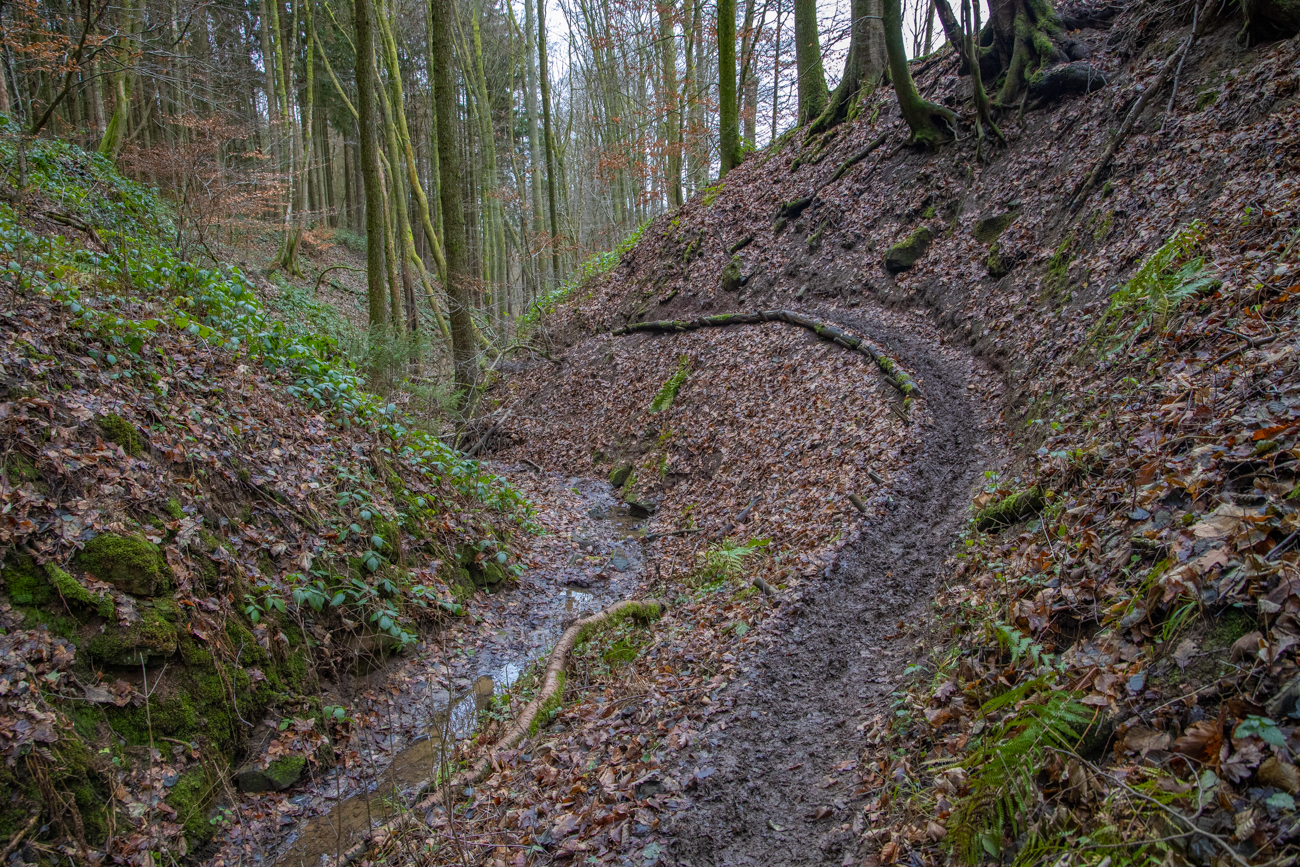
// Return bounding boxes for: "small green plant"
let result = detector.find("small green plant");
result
[948,679,1093,863]
[691,538,769,588]
[1093,221,1216,348]
[699,182,725,207]
[650,355,690,413]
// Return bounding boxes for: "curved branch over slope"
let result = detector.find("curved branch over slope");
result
[613,310,919,400]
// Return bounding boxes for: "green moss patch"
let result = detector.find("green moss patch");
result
[973,211,1018,244]
[234,755,306,793]
[75,533,171,596]
[96,413,142,456]
[84,598,180,666]
[884,227,935,273]
[165,766,218,842]
[975,486,1046,531]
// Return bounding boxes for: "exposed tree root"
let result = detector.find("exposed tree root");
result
[335,597,667,866]
[613,310,919,402]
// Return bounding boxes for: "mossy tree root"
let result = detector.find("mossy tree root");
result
[336,597,667,866]
[613,310,919,402]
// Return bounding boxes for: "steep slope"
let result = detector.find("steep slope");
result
[0,135,528,862]
[429,6,1300,866]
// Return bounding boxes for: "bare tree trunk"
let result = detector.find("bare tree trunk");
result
[793,0,827,123]
[352,0,389,330]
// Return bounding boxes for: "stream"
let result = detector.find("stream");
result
[263,469,646,867]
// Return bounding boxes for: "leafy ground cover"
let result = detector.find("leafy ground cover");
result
[0,131,529,862]
[353,11,1300,867]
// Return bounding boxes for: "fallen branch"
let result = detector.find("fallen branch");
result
[848,493,869,513]
[336,597,667,866]
[644,527,705,542]
[613,310,918,401]
[38,209,102,247]
[464,409,512,458]
[0,812,40,862]
[830,133,888,184]
[311,263,368,294]
[753,576,778,597]
[713,495,761,540]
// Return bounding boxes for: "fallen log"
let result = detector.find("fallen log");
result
[613,310,919,401]
[336,597,667,866]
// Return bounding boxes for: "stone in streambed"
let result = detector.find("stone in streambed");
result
[234,755,306,793]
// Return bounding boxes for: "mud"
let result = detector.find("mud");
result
[664,303,993,866]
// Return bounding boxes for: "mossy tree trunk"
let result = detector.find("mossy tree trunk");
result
[809,0,886,134]
[352,0,388,330]
[882,0,956,146]
[537,0,563,283]
[431,0,478,400]
[717,0,741,176]
[658,0,683,207]
[793,0,828,124]
[985,0,1063,106]
[933,0,1002,148]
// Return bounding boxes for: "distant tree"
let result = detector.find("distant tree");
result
[717,0,740,176]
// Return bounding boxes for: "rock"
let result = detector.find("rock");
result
[587,506,609,520]
[884,227,934,273]
[84,598,180,666]
[1027,62,1108,103]
[234,755,306,793]
[624,494,657,518]
[75,532,171,597]
[721,255,743,292]
[1243,0,1300,40]
[1258,756,1300,793]
[972,212,1018,244]
[609,464,633,488]
[610,548,631,572]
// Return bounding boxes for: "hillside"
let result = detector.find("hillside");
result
[450,6,1300,866]
[0,1,1298,865]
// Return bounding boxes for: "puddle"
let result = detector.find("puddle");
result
[265,470,646,867]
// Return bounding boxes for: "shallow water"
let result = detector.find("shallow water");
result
[267,472,644,866]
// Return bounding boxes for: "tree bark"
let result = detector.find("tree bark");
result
[431,0,478,399]
[809,0,886,134]
[658,0,683,207]
[882,0,955,146]
[537,0,563,282]
[352,0,389,330]
[793,0,827,124]
[717,0,741,176]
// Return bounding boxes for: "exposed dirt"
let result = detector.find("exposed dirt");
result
[663,304,994,866]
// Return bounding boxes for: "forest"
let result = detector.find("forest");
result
[0,0,1298,863]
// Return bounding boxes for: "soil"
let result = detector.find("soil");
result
[663,303,994,866]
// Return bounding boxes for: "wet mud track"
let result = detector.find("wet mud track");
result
[665,307,992,866]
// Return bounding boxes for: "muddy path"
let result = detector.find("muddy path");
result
[664,306,993,866]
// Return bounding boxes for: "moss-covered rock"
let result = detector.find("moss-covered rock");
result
[609,464,633,488]
[234,755,306,793]
[720,255,743,292]
[75,533,170,596]
[96,413,142,456]
[165,766,217,843]
[884,227,935,273]
[972,212,1018,244]
[986,243,1013,279]
[85,598,180,666]
[975,486,1046,531]
[2,552,51,605]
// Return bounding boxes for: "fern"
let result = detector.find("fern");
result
[948,678,1093,863]
[650,355,690,412]
[692,537,769,587]
[1092,221,1217,350]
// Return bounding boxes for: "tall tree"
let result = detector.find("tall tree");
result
[352,0,388,329]
[537,0,562,281]
[717,0,740,176]
[522,0,546,284]
[793,0,826,124]
[809,0,886,134]
[882,0,955,146]
[430,0,477,397]
[658,0,682,207]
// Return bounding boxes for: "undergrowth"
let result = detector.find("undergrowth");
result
[0,128,528,516]
[517,220,649,333]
